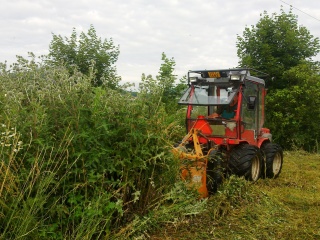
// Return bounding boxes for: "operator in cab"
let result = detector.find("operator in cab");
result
[209,93,238,119]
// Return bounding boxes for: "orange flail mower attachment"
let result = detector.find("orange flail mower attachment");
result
[180,159,208,198]
[172,128,213,198]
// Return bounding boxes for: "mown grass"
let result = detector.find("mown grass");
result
[149,151,320,240]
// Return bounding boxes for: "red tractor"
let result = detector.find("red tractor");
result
[173,68,283,198]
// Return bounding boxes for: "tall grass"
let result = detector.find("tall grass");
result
[0,125,76,239]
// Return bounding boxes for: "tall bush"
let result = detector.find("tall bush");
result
[0,56,185,238]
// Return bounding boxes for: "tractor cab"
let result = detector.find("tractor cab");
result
[178,69,269,147]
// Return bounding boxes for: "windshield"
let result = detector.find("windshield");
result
[178,85,238,105]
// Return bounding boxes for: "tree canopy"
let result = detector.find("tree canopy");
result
[236,8,320,90]
[139,53,187,114]
[48,25,120,88]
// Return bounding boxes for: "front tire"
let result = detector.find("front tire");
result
[207,150,223,194]
[261,143,283,178]
[229,144,262,182]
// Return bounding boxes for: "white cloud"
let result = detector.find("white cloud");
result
[1,0,319,85]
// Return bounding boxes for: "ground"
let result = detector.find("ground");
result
[149,151,320,240]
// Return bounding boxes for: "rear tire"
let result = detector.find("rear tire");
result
[261,143,283,178]
[229,144,262,182]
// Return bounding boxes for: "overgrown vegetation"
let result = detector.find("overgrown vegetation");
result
[0,56,189,239]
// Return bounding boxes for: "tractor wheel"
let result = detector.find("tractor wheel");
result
[261,143,283,178]
[229,144,262,182]
[206,150,223,194]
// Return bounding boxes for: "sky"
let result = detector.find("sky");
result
[1,0,320,88]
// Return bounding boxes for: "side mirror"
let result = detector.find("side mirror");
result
[247,96,256,110]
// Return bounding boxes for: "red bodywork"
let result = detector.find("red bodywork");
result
[185,84,269,149]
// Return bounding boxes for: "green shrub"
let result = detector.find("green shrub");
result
[0,57,187,238]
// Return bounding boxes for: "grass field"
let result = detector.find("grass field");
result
[150,151,320,240]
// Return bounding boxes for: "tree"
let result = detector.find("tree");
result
[157,53,181,110]
[47,24,120,88]
[236,8,320,90]
[139,53,187,114]
[266,62,320,151]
